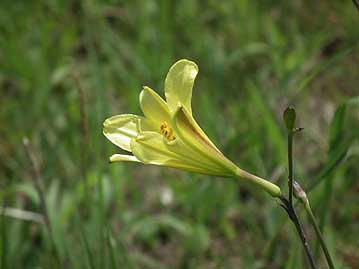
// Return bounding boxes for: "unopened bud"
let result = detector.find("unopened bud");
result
[283,106,296,131]
[293,181,308,204]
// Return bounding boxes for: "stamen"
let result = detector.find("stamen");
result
[160,122,176,141]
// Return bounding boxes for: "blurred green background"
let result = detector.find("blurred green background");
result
[0,0,358,268]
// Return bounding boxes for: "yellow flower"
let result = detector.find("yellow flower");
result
[103,59,281,197]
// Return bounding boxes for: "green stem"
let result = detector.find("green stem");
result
[288,133,294,205]
[303,200,335,269]
[284,111,316,268]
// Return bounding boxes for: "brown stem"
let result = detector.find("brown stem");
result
[280,196,316,269]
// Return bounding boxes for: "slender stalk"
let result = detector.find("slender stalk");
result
[283,107,316,268]
[280,196,316,269]
[288,133,294,205]
[294,178,335,269]
[303,200,335,268]
[290,211,316,269]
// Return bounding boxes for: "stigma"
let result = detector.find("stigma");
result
[160,122,176,141]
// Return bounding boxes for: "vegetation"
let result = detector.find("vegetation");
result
[0,1,358,268]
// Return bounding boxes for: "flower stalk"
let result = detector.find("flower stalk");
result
[282,107,316,269]
[235,169,281,198]
[304,203,334,269]
[294,181,335,269]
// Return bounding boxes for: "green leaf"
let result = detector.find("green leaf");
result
[308,97,359,192]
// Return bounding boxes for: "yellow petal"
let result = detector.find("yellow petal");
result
[103,114,151,152]
[165,59,198,114]
[109,154,141,163]
[172,105,238,175]
[130,131,230,176]
[140,86,171,126]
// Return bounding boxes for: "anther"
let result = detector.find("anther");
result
[160,121,176,141]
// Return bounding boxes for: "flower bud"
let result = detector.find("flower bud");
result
[283,106,296,131]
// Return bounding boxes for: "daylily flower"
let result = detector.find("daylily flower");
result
[103,59,281,197]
